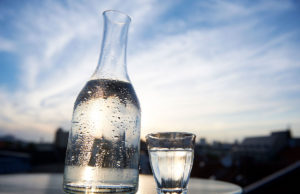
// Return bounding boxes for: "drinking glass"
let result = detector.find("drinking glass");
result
[146,132,196,194]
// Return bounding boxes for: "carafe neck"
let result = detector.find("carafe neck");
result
[92,10,131,82]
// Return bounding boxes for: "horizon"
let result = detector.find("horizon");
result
[1,0,300,142]
[0,126,296,144]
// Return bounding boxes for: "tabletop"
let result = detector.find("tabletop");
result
[0,173,242,194]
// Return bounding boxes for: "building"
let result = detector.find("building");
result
[235,129,291,161]
[0,151,31,174]
[54,128,69,149]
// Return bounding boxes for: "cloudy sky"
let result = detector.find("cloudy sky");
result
[0,0,300,142]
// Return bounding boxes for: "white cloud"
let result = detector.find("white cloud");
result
[196,0,293,23]
[0,0,172,141]
[0,0,299,142]
[128,2,300,140]
[0,37,15,52]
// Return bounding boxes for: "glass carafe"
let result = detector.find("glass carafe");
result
[63,10,141,193]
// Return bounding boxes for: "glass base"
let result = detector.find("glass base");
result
[63,184,136,194]
[157,188,187,194]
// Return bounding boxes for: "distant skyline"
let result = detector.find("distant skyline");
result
[0,0,300,142]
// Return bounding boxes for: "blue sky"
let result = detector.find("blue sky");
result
[0,0,300,142]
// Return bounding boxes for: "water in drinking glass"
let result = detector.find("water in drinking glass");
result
[149,148,194,192]
[146,132,196,194]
